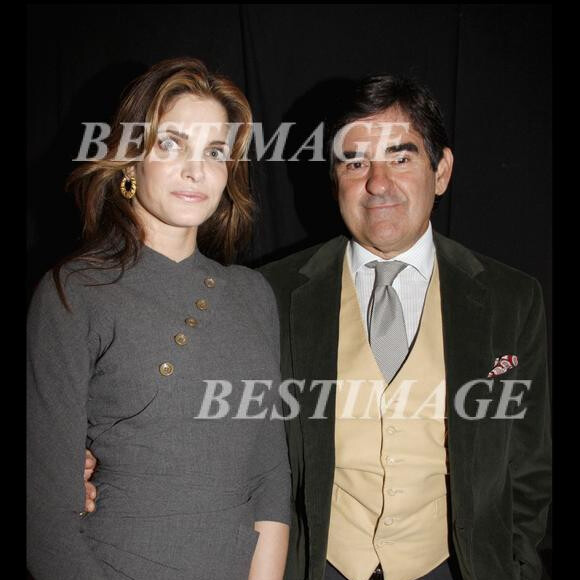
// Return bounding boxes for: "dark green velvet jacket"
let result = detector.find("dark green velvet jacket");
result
[260,232,551,580]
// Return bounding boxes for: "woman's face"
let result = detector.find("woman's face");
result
[129,94,230,240]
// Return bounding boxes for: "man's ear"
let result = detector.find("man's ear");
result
[435,147,454,196]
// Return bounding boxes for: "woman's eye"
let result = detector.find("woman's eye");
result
[206,148,226,161]
[158,137,180,151]
[346,160,366,171]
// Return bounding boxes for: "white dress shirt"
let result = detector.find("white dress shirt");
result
[347,222,436,345]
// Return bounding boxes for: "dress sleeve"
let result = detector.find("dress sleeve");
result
[248,273,291,525]
[27,271,111,579]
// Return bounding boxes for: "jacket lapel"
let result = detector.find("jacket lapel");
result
[435,232,489,527]
[290,237,347,384]
[289,236,347,540]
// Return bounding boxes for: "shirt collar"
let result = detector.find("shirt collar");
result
[348,222,435,280]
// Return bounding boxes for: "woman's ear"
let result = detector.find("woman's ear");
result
[124,165,136,180]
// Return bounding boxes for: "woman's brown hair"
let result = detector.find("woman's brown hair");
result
[54,57,254,304]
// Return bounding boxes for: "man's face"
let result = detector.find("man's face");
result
[334,107,453,259]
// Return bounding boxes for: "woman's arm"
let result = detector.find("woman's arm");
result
[27,271,110,580]
[245,272,292,579]
[248,521,290,580]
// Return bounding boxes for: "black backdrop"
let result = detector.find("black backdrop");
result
[26,3,552,576]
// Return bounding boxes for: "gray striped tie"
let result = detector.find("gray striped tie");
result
[366,260,408,383]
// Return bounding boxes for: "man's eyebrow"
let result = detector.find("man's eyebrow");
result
[385,142,419,154]
[335,142,420,163]
[335,150,367,163]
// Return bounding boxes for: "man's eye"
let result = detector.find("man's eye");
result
[158,137,180,151]
[206,148,227,161]
[394,156,410,164]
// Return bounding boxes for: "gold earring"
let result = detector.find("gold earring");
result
[120,175,137,199]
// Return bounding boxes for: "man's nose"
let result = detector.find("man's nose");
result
[366,162,392,195]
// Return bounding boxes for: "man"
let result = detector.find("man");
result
[258,75,551,580]
[83,75,551,580]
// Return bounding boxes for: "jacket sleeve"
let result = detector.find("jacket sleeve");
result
[509,278,552,580]
[248,273,292,525]
[27,271,111,580]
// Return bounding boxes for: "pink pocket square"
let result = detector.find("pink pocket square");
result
[487,354,518,378]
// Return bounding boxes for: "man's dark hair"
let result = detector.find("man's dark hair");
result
[327,74,450,188]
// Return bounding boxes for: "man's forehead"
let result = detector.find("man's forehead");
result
[341,108,421,144]
[363,105,410,124]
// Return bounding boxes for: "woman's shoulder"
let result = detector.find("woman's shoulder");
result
[30,254,122,312]
[219,262,274,299]
[56,257,124,291]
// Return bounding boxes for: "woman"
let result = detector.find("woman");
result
[27,57,290,580]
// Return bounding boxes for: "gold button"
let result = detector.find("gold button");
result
[174,333,188,346]
[159,362,174,376]
[185,317,198,327]
[204,277,216,288]
[195,298,209,311]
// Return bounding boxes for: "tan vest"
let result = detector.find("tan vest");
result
[327,255,449,580]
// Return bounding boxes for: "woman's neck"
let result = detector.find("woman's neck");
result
[144,229,197,263]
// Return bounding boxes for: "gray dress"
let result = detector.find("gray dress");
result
[27,246,291,580]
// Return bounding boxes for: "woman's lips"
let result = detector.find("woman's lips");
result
[170,191,208,202]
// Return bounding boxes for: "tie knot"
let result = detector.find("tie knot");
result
[367,259,406,287]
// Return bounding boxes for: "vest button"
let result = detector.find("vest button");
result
[377,539,393,546]
[386,456,396,465]
[383,517,394,526]
[386,426,397,435]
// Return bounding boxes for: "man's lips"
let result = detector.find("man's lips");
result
[170,191,208,202]
[365,201,403,210]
